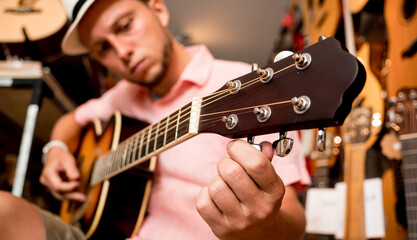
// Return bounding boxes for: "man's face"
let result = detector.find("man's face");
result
[78,0,172,88]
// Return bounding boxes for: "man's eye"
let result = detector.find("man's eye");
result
[98,42,111,56]
[120,18,133,32]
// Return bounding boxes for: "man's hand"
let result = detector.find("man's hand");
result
[196,140,286,240]
[39,147,86,202]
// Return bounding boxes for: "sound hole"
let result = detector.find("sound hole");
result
[402,0,417,21]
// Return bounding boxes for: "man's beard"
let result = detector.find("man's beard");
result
[137,29,173,90]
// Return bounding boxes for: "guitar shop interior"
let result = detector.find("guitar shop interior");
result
[0,0,416,239]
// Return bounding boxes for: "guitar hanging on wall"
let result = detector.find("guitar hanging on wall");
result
[390,88,417,239]
[58,37,366,239]
[0,0,69,61]
[384,0,417,98]
[300,0,341,46]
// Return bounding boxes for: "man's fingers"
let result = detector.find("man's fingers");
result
[196,186,223,223]
[227,140,281,194]
[208,175,241,215]
[217,158,260,205]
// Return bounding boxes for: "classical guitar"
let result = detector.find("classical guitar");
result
[390,88,417,239]
[384,0,417,98]
[59,37,366,239]
[0,0,69,61]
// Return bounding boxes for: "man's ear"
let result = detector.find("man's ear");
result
[147,0,170,27]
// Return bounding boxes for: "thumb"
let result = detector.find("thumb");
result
[62,155,80,180]
[260,141,274,161]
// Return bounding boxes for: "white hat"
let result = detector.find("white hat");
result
[61,0,97,55]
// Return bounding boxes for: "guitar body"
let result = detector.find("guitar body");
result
[349,0,369,14]
[0,0,69,61]
[384,0,417,97]
[59,113,154,239]
[301,0,341,45]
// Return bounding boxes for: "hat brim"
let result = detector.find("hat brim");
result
[61,0,96,55]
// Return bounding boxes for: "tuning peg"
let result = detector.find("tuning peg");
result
[251,63,273,83]
[292,53,312,70]
[272,132,294,157]
[318,35,327,41]
[291,96,311,114]
[273,50,294,62]
[253,105,271,123]
[317,127,326,152]
[222,114,238,130]
[247,136,262,151]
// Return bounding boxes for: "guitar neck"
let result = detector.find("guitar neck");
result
[400,133,417,237]
[343,143,367,240]
[90,99,202,185]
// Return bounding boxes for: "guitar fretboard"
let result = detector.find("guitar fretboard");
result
[401,134,417,239]
[90,99,201,185]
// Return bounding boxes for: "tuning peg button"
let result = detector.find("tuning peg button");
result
[274,50,294,62]
[247,136,262,151]
[272,132,294,157]
[318,35,327,41]
[317,127,326,152]
[252,63,273,83]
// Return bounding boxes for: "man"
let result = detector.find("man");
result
[0,0,310,239]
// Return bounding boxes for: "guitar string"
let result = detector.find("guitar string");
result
[129,62,297,145]
[94,63,297,179]
[125,63,296,152]
[95,97,295,180]
[95,62,297,178]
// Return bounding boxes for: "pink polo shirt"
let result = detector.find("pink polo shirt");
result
[75,45,310,239]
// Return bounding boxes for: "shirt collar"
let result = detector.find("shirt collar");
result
[177,44,214,87]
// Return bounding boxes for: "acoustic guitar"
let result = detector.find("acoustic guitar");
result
[340,0,385,238]
[0,0,69,61]
[390,88,417,240]
[384,0,417,98]
[59,37,366,239]
[301,0,341,46]
[348,0,369,14]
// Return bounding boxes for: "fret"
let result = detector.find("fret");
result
[128,137,135,164]
[131,133,139,163]
[156,118,166,150]
[153,122,160,152]
[177,103,191,139]
[124,141,130,168]
[115,147,120,172]
[118,141,125,170]
[163,115,169,146]
[166,110,179,144]
[138,130,146,159]
[108,151,114,176]
[145,126,152,156]
[175,108,181,139]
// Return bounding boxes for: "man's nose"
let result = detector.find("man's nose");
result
[109,36,132,61]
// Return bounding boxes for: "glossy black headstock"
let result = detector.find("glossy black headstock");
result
[197,37,366,138]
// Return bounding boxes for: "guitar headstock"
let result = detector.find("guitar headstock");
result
[389,88,417,136]
[341,104,373,144]
[197,37,366,139]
